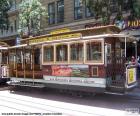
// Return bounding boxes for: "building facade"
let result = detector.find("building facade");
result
[0,0,138,46]
[0,0,21,45]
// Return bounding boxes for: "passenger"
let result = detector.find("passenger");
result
[131,56,136,65]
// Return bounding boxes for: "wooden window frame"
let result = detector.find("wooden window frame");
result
[42,39,104,65]
[69,41,84,64]
[42,44,55,65]
[55,43,68,64]
[85,40,104,64]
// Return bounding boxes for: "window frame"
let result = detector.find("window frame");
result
[48,2,55,25]
[69,41,84,64]
[42,39,104,65]
[74,0,83,20]
[57,0,64,23]
[110,0,117,13]
[55,43,68,64]
[85,40,104,64]
[43,45,54,64]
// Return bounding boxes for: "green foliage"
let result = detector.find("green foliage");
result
[0,0,11,30]
[85,0,102,19]
[133,0,140,18]
[84,0,128,24]
[18,0,48,36]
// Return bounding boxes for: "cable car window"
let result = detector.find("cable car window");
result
[86,41,102,61]
[25,52,30,64]
[16,50,22,64]
[44,46,54,62]
[9,53,14,62]
[56,44,67,62]
[70,43,83,61]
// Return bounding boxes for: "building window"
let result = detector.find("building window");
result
[86,41,102,61]
[10,25,14,32]
[56,44,67,62]
[14,20,17,31]
[123,0,129,11]
[70,43,83,62]
[57,0,64,23]
[110,0,117,13]
[44,46,54,62]
[48,2,55,24]
[85,0,94,17]
[10,0,16,10]
[74,0,83,20]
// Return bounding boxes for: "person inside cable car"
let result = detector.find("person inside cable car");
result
[131,56,136,65]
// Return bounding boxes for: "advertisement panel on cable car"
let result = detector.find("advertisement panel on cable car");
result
[126,66,137,88]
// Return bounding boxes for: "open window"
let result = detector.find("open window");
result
[86,41,102,62]
[56,44,68,62]
[70,42,83,62]
[43,45,54,63]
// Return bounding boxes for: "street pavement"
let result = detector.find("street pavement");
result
[0,90,136,116]
[126,78,140,97]
[0,86,139,116]
[0,79,139,116]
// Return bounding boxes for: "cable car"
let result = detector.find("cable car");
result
[7,25,138,93]
[0,42,10,84]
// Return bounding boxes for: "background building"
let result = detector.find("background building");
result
[0,0,21,45]
[0,0,139,46]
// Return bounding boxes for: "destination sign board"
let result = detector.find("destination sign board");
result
[29,33,82,44]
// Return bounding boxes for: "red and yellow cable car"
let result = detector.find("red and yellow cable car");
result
[6,25,138,93]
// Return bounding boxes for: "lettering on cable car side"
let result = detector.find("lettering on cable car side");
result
[29,33,82,44]
[43,76,106,88]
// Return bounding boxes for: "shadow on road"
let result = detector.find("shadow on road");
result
[8,85,140,112]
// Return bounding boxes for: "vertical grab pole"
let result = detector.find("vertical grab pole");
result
[125,37,127,58]
[21,50,23,69]
[32,46,35,85]
[124,37,128,90]
[7,49,10,77]
[135,41,137,60]
[15,48,18,78]
[23,47,26,81]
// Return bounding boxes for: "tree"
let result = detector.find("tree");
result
[129,0,140,19]
[84,0,127,24]
[18,0,48,36]
[0,0,11,31]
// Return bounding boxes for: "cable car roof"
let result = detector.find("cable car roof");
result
[8,34,137,49]
[21,25,121,43]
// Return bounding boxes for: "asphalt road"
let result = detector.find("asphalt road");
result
[0,86,139,116]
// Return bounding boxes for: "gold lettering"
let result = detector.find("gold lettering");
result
[132,21,134,27]
[127,21,131,27]
[29,33,81,44]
